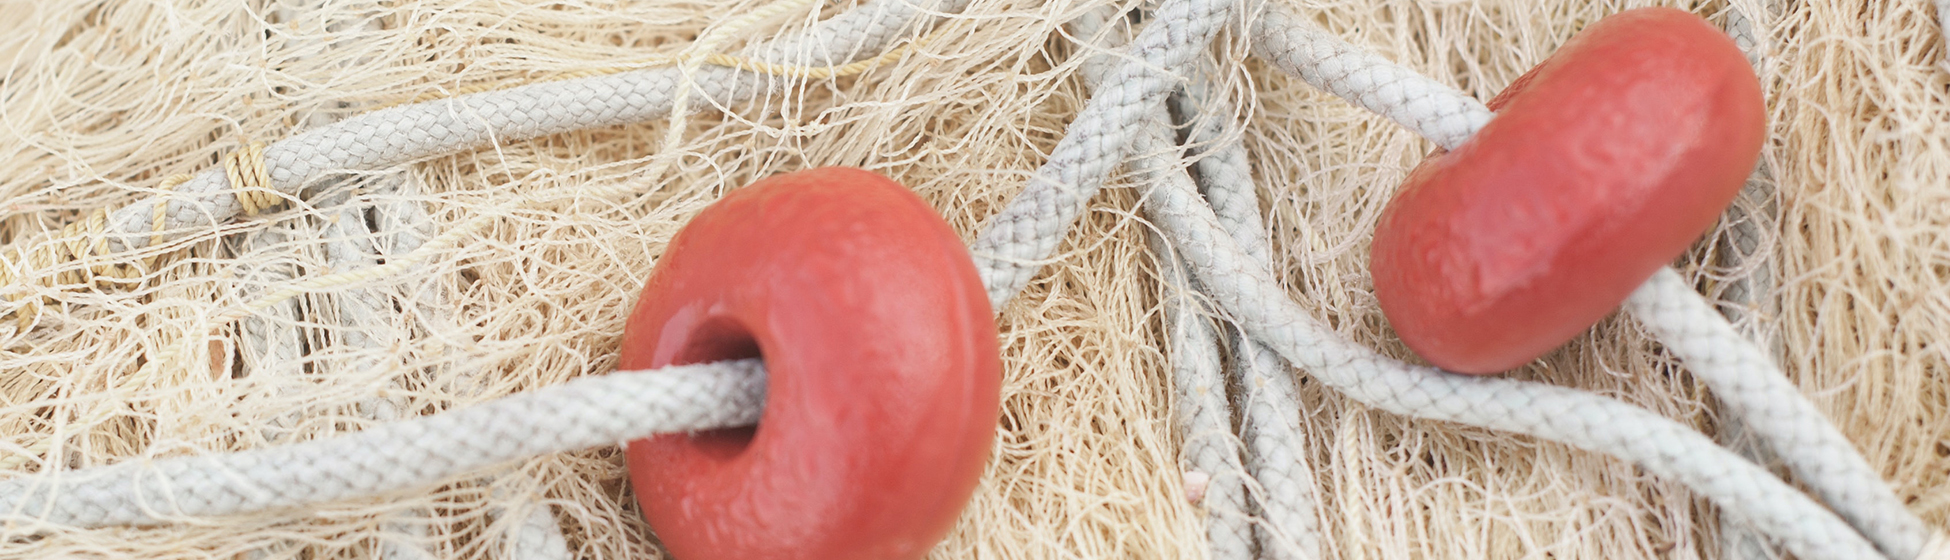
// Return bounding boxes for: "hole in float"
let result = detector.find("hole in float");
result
[675,315,763,461]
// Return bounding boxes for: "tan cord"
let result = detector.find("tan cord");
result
[224,142,281,216]
[1,156,241,327]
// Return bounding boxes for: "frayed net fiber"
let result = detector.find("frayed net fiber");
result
[0,0,1945,559]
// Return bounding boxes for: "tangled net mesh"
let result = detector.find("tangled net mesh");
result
[0,0,1943,558]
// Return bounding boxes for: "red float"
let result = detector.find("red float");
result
[1370,8,1765,374]
[619,167,1000,560]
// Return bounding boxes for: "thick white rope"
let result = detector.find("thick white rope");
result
[966,0,1238,307]
[2,5,1931,560]
[1133,125,1881,560]
[1719,3,1787,559]
[89,0,969,256]
[0,360,763,527]
[1627,268,1929,560]
[1067,11,1254,560]
[1170,54,1325,560]
[1243,6,1488,151]
[1246,4,1927,559]
[0,0,1230,532]
[1156,236,1257,560]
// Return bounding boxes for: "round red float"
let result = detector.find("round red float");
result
[619,167,1000,560]
[1370,8,1765,374]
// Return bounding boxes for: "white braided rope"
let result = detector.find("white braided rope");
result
[1719,3,1787,559]
[0,361,763,527]
[1171,54,1325,560]
[1133,134,1882,560]
[1157,239,1257,560]
[94,0,967,255]
[966,0,1238,307]
[1628,268,1929,560]
[3,4,1932,560]
[1243,5,1489,151]
[1246,3,1927,558]
[1066,10,1255,559]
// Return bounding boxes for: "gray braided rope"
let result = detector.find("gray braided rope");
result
[966,0,1238,307]
[95,0,968,255]
[260,2,457,556]
[0,0,1227,533]
[1244,5,1488,151]
[1719,2,1786,558]
[1170,55,1325,560]
[7,3,1934,558]
[1134,139,1882,560]
[1072,10,1255,558]
[0,361,764,527]
[1247,3,1926,558]
[322,181,444,560]
[1628,268,1928,560]
[1067,11,1254,558]
[1157,237,1257,560]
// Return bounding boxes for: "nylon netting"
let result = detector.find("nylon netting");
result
[0,0,1944,559]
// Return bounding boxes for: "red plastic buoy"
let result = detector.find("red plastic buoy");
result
[619,167,1000,560]
[1370,8,1765,374]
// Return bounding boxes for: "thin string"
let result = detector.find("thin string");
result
[0,172,193,327]
[384,27,944,108]
[0,4,935,329]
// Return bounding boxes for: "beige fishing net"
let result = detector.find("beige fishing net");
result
[0,0,1943,558]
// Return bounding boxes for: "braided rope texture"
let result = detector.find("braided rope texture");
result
[1246,3,1928,559]
[1629,269,1928,560]
[93,0,969,257]
[0,2,1935,559]
[1134,135,1882,560]
[966,0,1238,307]
[1067,12,1255,559]
[0,361,763,527]
[1715,3,1787,558]
[1157,240,1257,560]
[1171,55,1326,560]
[1244,4,1490,151]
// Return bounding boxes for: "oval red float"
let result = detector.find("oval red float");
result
[619,167,1000,559]
[1371,8,1765,374]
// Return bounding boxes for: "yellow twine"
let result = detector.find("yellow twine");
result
[224,142,281,216]
[1,147,268,327]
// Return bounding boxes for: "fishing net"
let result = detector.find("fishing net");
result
[0,0,1942,558]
